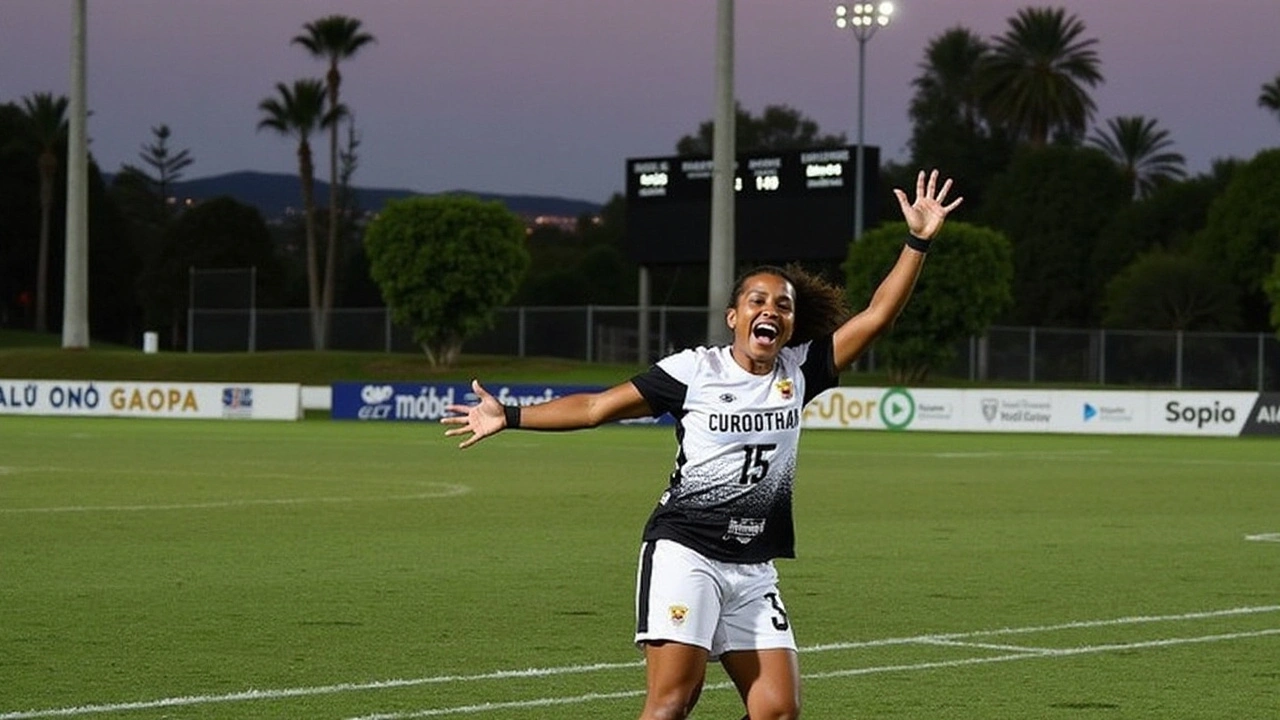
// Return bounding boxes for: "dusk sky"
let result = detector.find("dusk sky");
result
[2,0,1277,204]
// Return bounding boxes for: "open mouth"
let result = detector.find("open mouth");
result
[752,322,779,345]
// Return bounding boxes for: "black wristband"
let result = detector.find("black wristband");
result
[502,403,521,429]
[904,234,931,253]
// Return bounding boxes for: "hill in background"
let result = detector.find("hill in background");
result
[164,171,603,221]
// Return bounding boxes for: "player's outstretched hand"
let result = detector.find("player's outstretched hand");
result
[894,169,964,241]
[442,379,506,449]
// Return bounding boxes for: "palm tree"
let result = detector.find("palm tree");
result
[20,92,69,334]
[981,7,1103,146]
[1088,116,1187,200]
[292,15,375,348]
[257,79,342,349]
[1259,73,1280,123]
[911,27,991,134]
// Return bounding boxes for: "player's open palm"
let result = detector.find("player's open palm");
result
[442,380,505,448]
[894,169,963,240]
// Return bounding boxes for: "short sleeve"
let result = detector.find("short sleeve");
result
[629,364,688,417]
[800,334,839,405]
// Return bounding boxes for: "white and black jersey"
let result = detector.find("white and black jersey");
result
[629,335,839,563]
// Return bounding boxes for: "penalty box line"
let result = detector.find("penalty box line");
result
[2,605,1278,720]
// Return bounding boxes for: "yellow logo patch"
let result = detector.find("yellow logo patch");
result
[669,604,689,626]
[776,378,794,400]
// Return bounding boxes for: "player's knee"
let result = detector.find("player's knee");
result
[639,688,699,720]
[750,693,801,719]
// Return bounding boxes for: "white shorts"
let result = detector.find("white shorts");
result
[634,539,796,659]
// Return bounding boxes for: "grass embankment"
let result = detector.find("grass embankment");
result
[0,328,943,388]
[0,329,648,386]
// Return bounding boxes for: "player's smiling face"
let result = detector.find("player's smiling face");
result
[726,272,795,373]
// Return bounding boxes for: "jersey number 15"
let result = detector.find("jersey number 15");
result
[738,443,777,485]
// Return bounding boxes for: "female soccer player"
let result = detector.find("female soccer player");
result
[443,169,961,720]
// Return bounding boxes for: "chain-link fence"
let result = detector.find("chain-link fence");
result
[186,304,1280,391]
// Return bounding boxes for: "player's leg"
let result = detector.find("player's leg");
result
[634,540,724,719]
[720,647,801,720]
[638,640,709,720]
[715,561,800,719]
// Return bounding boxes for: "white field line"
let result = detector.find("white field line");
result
[802,603,1280,652]
[918,639,1053,654]
[0,484,470,514]
[1245,533,1280,542]
[2,605,1277,720]
[343,628,1280,720]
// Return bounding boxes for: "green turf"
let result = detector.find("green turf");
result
[1,419,1277,719]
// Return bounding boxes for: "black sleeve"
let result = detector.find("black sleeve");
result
[629,365,688,418]
[801,334,840,406]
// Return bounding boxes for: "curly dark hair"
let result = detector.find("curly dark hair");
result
[728,264,851,346]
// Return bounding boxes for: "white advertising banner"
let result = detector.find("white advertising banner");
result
[0,380,301,420]
[1145,391,1257,436]
[803,387,1267,437]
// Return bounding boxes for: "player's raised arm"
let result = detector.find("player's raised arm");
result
[441,379,653,449]
[830,169,963,371]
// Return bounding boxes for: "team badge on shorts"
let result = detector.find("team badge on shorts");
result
[776,378,794,400]
[668,604,689,626]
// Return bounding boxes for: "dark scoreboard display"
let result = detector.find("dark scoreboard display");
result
[623,145,878,265]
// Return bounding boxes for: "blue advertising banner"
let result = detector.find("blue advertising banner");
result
[330,381,672,425]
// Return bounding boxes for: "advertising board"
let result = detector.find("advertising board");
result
[0,380,301,420]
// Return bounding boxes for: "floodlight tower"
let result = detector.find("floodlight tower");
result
[834,2,893,240]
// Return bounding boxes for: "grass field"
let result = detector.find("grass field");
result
[1,417,1277,719]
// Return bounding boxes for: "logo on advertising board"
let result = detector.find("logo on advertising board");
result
[356,384,395,420]
[979,396,1050,425]
[878,388,915,430]
[1241,392,1280,436]
[802,388,883,428]
[328,382,664,423]
[981,398,998,423]
[1083,402,1134,424]
[221,387,253,417]
[1157,394,1253,434]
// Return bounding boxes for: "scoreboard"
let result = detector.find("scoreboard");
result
[624,145,878,265]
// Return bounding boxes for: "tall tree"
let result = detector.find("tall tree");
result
[257,79,342,349]
[364,196,529,367]
[844,221,1013,382]
[979,145,1129,327]
[130,124,193,218]
[912,27,991,136]
[19,92,68,334]
[1087,115,1186,200]
[981,6,1103,147]
[1190,148,1280,330]
[292,15,375,349]
[908,26,1012,213]
[1103,249,1239,331]
[1259,73,1280,124]
[676,103,845,155]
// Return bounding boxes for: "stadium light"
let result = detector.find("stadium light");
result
[834,2,893,240]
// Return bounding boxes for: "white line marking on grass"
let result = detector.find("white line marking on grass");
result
[0,484,470,514]
[346,687,659,720]
[805,604,1280,652]
[1246,533,1280,543]
[803,628,1280,682]
[4,606,1277,720]
[0,662,644,719]
[919,639,1053,654]
[349,629,1280,720]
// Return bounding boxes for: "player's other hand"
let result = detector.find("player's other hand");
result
[442,379,506,449]
[894,169,963,241]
